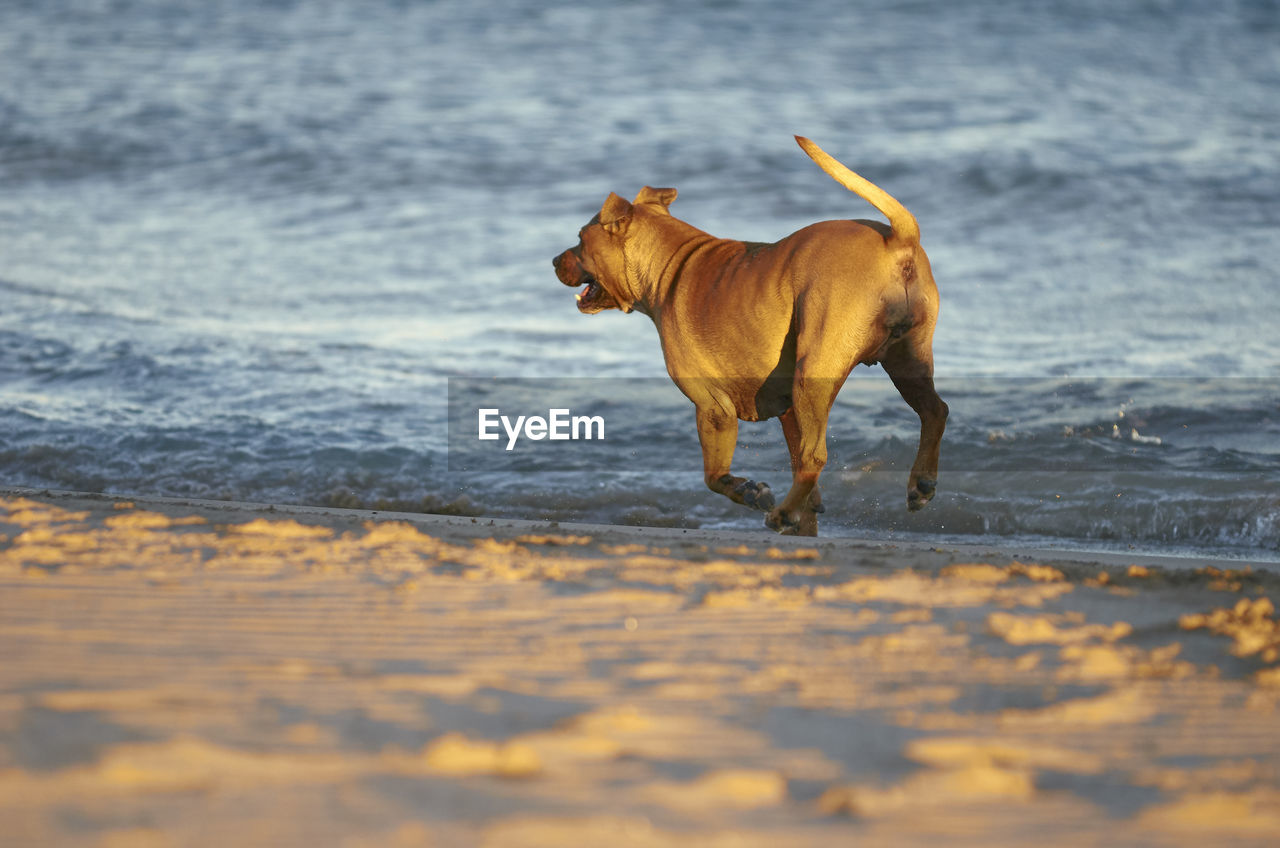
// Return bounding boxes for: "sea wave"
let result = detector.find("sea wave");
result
[2,0,1276,563]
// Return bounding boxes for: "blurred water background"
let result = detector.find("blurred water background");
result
[1,0,1277,560]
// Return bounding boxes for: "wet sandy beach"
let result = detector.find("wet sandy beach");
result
[2,489,1278,846]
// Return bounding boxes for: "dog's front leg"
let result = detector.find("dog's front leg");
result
[696,404,775,512]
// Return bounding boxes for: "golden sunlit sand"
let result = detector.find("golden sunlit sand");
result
[2,489,1279,846]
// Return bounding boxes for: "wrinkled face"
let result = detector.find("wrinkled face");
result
[551,214,624,314]
[552,190,648,315]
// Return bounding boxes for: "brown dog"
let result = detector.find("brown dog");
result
[552,136,947,536]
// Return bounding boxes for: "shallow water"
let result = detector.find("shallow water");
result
[1,0,1277,559]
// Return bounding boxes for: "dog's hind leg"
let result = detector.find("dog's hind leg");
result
[767,373,843,535]
[695,403,775,512]
[778,407,823,536]
[880,330,948,511]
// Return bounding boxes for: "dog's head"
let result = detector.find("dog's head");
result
[553,186,677,314]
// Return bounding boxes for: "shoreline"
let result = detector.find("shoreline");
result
[2,486,1278,845]
[6,485,1273,573]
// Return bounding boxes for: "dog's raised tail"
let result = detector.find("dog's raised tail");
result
[795,135,920,247]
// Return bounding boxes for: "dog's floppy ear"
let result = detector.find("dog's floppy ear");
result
[599,192,633,235]
[634,186,677,210]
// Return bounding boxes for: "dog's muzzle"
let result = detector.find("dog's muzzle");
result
[553,250,616,313]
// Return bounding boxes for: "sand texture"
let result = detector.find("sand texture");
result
[2,489,1279,846]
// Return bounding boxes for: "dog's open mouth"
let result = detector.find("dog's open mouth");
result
[576,279,601,304]
[574,276,614,313]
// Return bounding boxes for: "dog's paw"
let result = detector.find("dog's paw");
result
[734,480,775,512]
[764,507,793,533]
[765,507,818,536]
[907,477,937,512]
[788,512,819,536]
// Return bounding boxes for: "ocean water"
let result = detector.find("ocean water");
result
[1,0,1277,561]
